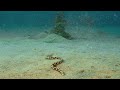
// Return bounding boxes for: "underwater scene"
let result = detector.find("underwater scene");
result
[0,11,120,79]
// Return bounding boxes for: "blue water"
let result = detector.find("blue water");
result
[0,11,120,35]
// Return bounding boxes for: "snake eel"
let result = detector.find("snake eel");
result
[46,55,65,76]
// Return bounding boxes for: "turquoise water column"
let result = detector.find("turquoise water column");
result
[51,11,73,40]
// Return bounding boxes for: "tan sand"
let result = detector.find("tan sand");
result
[0,26,120,79]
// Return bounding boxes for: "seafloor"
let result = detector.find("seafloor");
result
[0,26,120,79]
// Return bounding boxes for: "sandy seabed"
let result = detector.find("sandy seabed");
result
[0,26,120,79]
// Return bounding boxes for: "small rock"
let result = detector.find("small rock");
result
[79,70,85,73]
[105,75,111,78]
[91,66,95,69]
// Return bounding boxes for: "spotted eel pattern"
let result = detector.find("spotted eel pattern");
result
[46,55,65,76]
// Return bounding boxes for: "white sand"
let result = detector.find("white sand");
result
[0,26,120,79]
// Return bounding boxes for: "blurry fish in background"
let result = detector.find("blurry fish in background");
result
[113,13,118,18]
